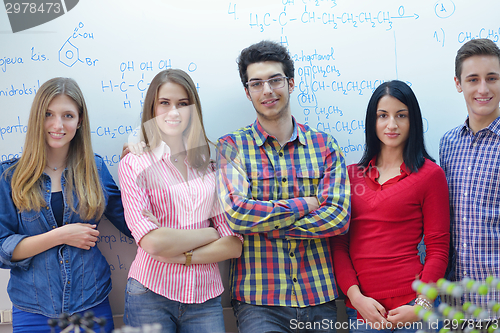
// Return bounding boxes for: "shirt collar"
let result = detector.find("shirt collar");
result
[364,155,411,178]
[460,115,500,137]
[151,141,170,160]
[251,116,305,147]
[487,115,500,136]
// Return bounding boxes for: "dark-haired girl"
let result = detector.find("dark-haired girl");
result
[332,80,450,333]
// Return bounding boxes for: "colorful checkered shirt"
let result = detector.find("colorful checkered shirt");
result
[439,116,500,312]
[216,118,350,307]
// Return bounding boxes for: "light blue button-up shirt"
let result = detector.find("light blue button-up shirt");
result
[440,116,500,313]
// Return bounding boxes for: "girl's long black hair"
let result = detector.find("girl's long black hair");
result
[358,80,434,172]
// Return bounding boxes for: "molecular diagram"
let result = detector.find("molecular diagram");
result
[48,311,106,333]
[58,22,98,68]
[412,277,500,333]
[47,312,162,332]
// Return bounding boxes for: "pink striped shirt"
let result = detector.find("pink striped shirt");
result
[118,142,242,304]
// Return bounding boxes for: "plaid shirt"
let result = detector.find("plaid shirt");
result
[216,118,350,307]
[439,116,500,310]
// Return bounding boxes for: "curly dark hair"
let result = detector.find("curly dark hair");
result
[237,40,294,87]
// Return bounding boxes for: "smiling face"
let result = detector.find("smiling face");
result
[245,61,294,122]
[44,94,81,155]
[155,82,191,142]
[455,55,500,128]
[376,95,410,153]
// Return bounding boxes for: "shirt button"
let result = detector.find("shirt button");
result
[463,243,467,248]
[46,190,50,193]
[60,261,63,264]
[472,143,477,147]
[279,152,284,157]
[463,217,467,222]
[464,192,467,196]
[274,225,279,229]
[463,271,467,276]
[290,252,294,257]
[66,260,69,263]
[52,226,56,229]
[467,166,471,171]
[282,177,287,183]
[46,206,50,210]
[67,281,70,284]
[293,277,297,283]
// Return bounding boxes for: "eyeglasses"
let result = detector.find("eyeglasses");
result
[246,76,288,92]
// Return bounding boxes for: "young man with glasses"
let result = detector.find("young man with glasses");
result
[216,40,351,333]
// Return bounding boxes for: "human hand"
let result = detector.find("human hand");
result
[121,142,130,159]
[350,293,391,330]
[128,141,147,156]
[59,223,99,250]
[387,305,419,326]
[142,209,160,227]
[303,196,320,212]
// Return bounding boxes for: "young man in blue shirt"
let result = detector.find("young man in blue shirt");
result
[439,38,500,313]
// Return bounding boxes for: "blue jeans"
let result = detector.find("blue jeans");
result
[12,297,114,333]
[346,306,421,333]
[123,278,225,333]
[232,299,338,333]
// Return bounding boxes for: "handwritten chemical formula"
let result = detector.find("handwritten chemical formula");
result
[59,22,98,68]
[100,60,200,109]
[228,2,423,33]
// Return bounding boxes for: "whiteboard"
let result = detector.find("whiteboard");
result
[1,0,499,316]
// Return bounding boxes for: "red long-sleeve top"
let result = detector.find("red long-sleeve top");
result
[331,158,450,313]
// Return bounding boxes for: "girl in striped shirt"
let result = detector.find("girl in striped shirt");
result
[118,69,242,332]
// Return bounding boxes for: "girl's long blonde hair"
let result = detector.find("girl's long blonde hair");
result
[10,77,105,220]
[140,69,211,173]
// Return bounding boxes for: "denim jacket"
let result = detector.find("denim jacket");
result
[0,154,132,318]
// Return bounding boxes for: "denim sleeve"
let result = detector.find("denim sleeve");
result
[97,156,133,239]
[0,234,31,269]
[0,166,32,270]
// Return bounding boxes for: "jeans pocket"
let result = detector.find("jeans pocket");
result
[231,299,244,319]
[126,278,150,295]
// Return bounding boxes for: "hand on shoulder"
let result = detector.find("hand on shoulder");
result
[121,141,147,159]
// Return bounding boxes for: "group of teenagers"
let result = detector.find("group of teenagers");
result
[0,37,498,333]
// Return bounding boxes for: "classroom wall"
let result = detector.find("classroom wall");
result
[1,0,500,330]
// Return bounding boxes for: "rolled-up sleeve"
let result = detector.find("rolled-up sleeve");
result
[216,138,310,235]
[275,138,351,239]
[118,155,159,244]
[211,194,244,242]
[0,167,32,270]
[217,135,350,239]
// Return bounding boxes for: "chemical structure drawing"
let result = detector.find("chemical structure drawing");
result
[58,22,98,68]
